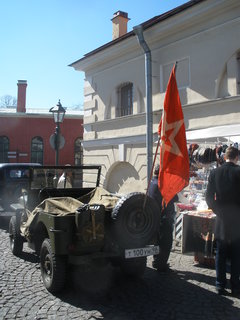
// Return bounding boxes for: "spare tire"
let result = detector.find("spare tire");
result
[111,192,160,248]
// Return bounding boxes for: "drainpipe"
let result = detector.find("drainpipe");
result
[133,24,153,182]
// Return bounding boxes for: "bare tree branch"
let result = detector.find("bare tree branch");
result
[0,95,17,108]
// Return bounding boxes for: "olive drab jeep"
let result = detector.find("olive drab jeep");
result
[9,165,160,293]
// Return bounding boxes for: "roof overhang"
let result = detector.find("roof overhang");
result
[186,124,240,142]
[69,0,206,71]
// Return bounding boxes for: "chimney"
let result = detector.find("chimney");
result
[111,11,130,40]
[17,80,27,113]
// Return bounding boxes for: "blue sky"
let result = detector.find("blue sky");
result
[0,0,187,110]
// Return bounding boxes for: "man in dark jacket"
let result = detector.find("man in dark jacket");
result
[206,146,240,296]
[148,164,178,272]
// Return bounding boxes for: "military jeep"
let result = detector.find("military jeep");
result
[9,165,160,293]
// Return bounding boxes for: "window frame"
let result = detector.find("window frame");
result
[0,136,9,163]
[31,136,44,164]
[117,82,133,117]
[74,137,83,165]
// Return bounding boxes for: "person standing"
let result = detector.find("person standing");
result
[148,164,178,272]
[206,146,240,296]
[57,166,73,188]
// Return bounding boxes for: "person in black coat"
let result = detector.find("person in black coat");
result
[206,146,240,296]
[148,164,178,272]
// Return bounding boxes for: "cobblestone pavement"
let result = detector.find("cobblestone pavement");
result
[0,217,240,320]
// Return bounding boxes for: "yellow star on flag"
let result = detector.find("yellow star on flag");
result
[160,110,184,157]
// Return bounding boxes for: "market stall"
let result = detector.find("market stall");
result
[175,124,240,265]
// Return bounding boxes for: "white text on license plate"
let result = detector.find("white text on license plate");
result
[125,246,159,259]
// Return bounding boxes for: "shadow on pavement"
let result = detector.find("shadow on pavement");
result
[0,215,11,231]
[57,266,239,320]
[18,251,40,263]
[1,216,239,319]
[175,268,215,287]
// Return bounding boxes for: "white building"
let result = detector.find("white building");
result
[70,0,240,193]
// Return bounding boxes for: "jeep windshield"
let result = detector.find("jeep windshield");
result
[29,165,101,190]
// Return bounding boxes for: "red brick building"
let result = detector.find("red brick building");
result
[0,81,83,165]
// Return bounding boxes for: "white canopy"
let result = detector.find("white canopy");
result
[186,124,240,143]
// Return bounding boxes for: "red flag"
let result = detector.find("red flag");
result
[158,64,189,206]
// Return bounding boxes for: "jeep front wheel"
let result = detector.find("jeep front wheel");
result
[40,238,67,293]
[9,216,23,256]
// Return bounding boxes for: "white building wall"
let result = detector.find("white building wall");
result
[71,0,240,193]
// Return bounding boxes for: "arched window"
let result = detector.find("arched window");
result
[0,136,9,163]
[74,138,83,165]
[31,136,43,164]
[117,82,133,117]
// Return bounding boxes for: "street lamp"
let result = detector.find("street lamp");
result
[49,100,66,165]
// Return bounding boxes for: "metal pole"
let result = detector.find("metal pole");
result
[143,136,160,209]
[55,124,60,165]
[133,24,153,182]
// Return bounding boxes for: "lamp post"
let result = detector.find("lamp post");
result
[49,100,66,165]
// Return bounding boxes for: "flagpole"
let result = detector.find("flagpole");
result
[174,61,178,72]
[144,136,160,208]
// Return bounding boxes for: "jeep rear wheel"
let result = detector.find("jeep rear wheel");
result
[40,238,67,293]
[111,193,160,248]
[9,216,23,256]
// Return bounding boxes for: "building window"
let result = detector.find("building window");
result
[117,82,133,117]
[74,138,83,165]
[0,136,9,163]
[31,136,43,164]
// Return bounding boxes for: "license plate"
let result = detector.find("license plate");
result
[125,245,159,259]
